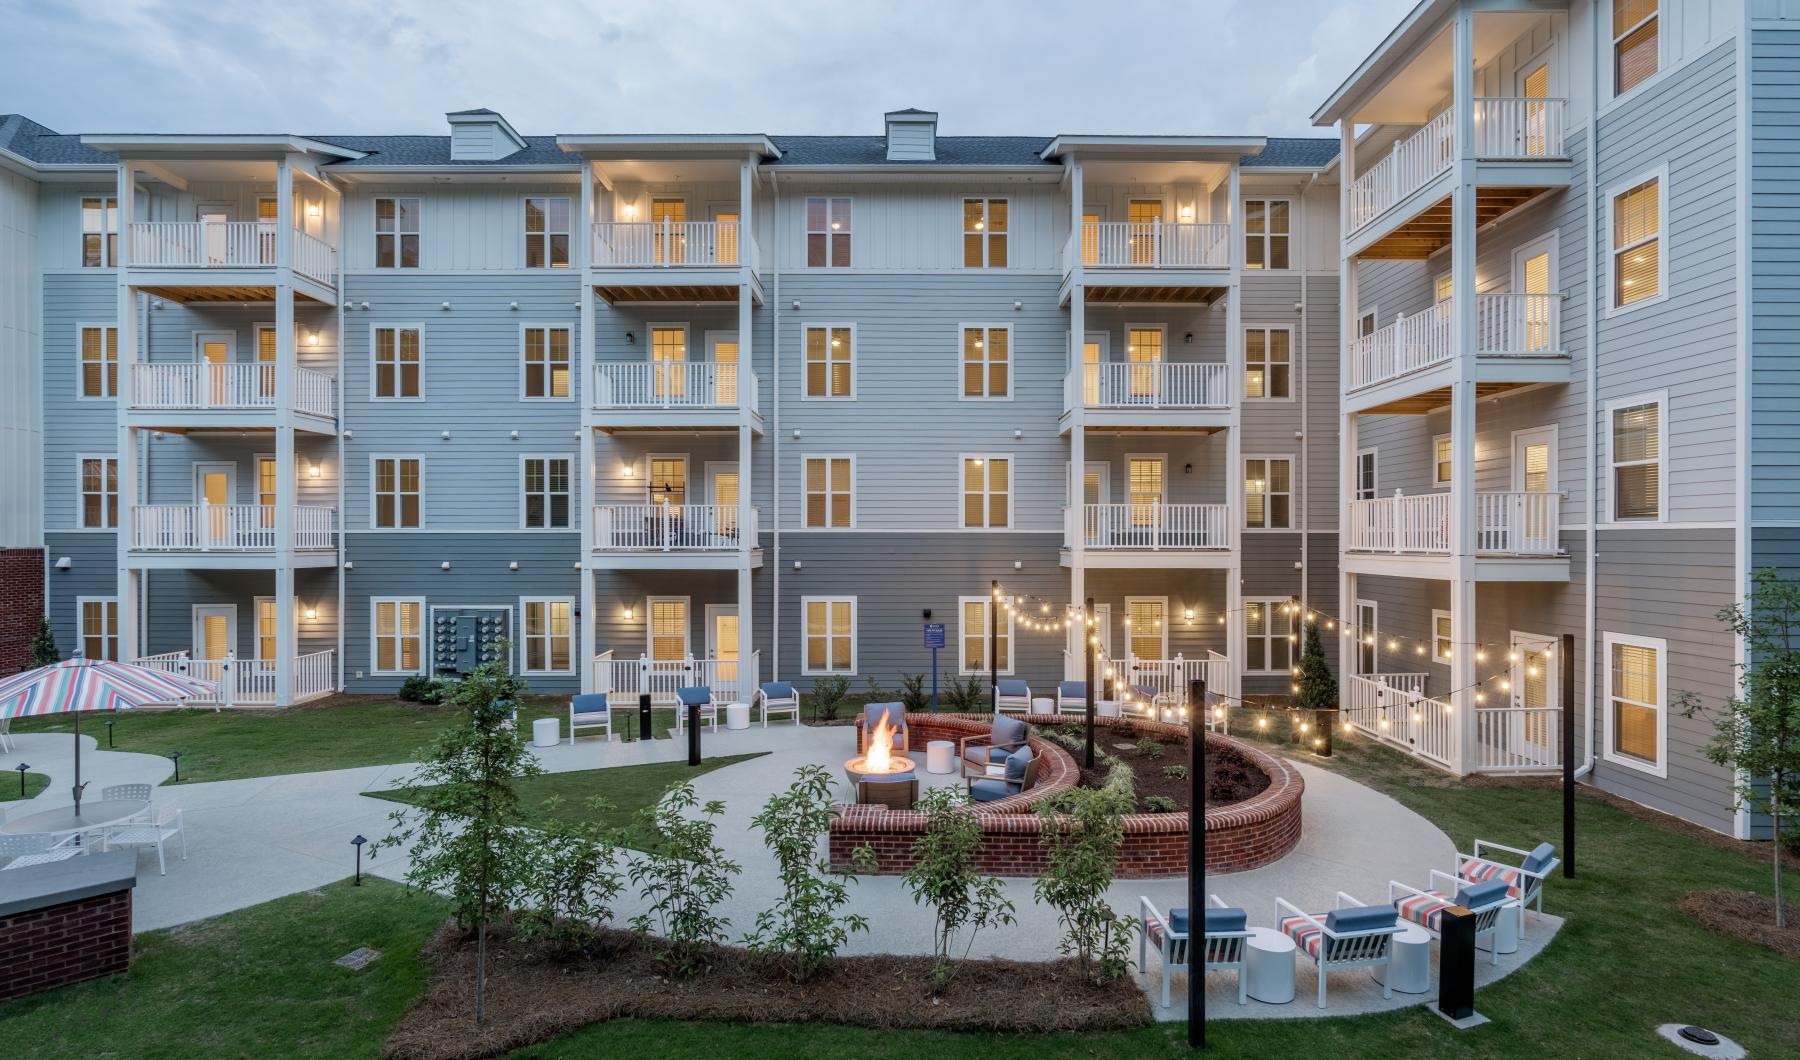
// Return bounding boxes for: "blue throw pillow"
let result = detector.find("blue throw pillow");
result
[761,682,795,700]
[1520,841,1557,876]
[1168,907,1190,934]
[1325,905,1397,934]
[992,714,1028,747]
[1203,907,1247,934]
[968,778,1013,803]
[1455,879,1512,911]
[1005,744,1033,783]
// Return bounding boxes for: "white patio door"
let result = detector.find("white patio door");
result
[197,204,231,263]
[1512,236,1557,352]
[193,605,236,663]
[709,331,738,405]
[1512,426,1557,550]
[1510,632,1558,761]
[708,605,740,689]
[709,462,739,537]
[197,330,235,406]
[194,462,235,548]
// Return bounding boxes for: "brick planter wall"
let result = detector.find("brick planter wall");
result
[828,713,1303,878]
[0,548,44,677]
[0,888,133,1001]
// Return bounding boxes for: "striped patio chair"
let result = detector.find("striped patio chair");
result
[1456,839,1558,936]
[1388,872,1516,964]
[1275,893,1402,1008]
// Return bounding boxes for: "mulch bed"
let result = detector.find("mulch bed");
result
[383,921,1151,1060]
[1677,888,1800,959]
[1075,734,1270,813]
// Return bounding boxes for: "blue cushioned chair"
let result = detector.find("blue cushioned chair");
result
[1057,680,1089,715]
[674,685,717,734]
[1139,894,1250,1008]
[1456,839,1560,937]
[1275,892,1403,1008]
[568,693,611,745]
[859,702,909,754]
[960,713,1029,776]
[994,678,1033,713]
[756,681,801,727]
[1388,872,1518,965]
[967,744,1037,802]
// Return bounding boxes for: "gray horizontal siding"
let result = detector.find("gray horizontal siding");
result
[1751,27,1800,522]
[41,273,120,533]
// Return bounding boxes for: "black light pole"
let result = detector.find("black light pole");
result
[168,750,183,783]
[14,763,29,798]
[1561,631,1576,878]
[105,718,115,748]
[1188,676,1207,1050]
[989,579,1000,710]
[1083,596,1097,769]
[351,834,367,885]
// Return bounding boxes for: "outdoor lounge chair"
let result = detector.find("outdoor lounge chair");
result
[1388,873,1516,965]
[1275,893,1403,1008]
[1456,839,1558,936]
[0,832,82,871]
[994,678,1032,713]
[1122,683,1161,719]
[965,745,1038,803]
[673,686,717,733]
[755,682,801,726]
[568,693,611,744]
[856,775,919,810]
[104,807,186,876]
[960,713,1029,776]
[1056,680,1090,714]
[858,702,909,753]
[1140,894,1250,1008]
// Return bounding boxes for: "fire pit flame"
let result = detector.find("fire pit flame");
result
[864,709,896,772]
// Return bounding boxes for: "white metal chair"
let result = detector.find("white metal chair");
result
[568,694,612,744]
[0,832,82,871]
[104,807,186,875]
[1056,680,1090,715]
[0,717,13,753]
[672,686,718,734]
[1456,839,1558,936]
[100,783,156,825]
[1139,894,1249,1009]
[994,678,1032,713]
[755,682,801,726]
[1388,872,1518,965]
[1275,892,1402,1008]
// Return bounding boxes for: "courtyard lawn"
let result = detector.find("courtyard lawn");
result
[0,771,50,802]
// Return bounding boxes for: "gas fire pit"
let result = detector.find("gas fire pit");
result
[844,708,916,786]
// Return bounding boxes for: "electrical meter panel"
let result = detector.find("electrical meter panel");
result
[432,608,511,678]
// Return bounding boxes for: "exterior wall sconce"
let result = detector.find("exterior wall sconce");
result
[510,430,519,441]
[509,561,519,570]
[621,463,635,477]
[440,301,451,310]
[623,203,637,219]
[305,607,318,620]
[308,464,321,478]
[440,561,451,571]
[305,202,322,219]
[625,331,636,344]
[1178,205,1196,221]
[306,331,320,345]
[622,605,636,621]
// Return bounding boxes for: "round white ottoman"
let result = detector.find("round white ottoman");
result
[925,740,955,775]
[1245,927,1296,1004]
[531,715,560,748]
[1371,922,1433,994]
[1097,699,1121,718]
[1031,697,1054,715]
[1481,902,1521,955]
[724,702,751,730]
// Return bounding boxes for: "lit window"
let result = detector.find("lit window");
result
[522,326,572,399]
[522,598,574,673]
[961,325,1010,398]
[804,597,856,674]
[78,455,118,528]
[374,197,421,268]
[372,598,424,674]
[649,200,687,264]
[522,456,572,529]
[373,327,422,399]
[373,457,422,528]
[649,597,689,661]
[1245,327,1291,399]
[1609,396,1663,520]
[1611,175,1662,308]
[78,325,118,398]
[79,598,119,661]
[1605,633,1664,771]
[1244,457,1291,529]
[1127,200,1163,264]
[961,455,1011,528]
[1432,610,1453,663]
[256,598,277,663]
[1434,273,1454,303]
[524,197,571,268]
[805,197,852,267]
[803,456,853,528]
[1127,598,1168,662]
[1243,199,1290,270]
[1434,436,1454,487]
[1613,0,1659,96]
[1244,600,1295,674]
[81,196,118,267]
[804,325,854,398]
[962,199,1008,268]
[959,596,1012,674]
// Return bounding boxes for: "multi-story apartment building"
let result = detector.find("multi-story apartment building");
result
[0,108,1343,717]
[1314,0,1799,839]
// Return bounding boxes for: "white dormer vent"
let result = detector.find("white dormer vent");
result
[446,108,526,161]
[884,108,937,161]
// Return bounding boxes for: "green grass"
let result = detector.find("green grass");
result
[365,752,767,850]
[0,772,50,803]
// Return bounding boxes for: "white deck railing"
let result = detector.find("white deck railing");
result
[1072,503,1229,550]
[130,504,337,551]
[1074,221,1230,269]
[133,649,336,707]
[1348,294,1561,390]
[1471,97,1567,161]
[1475,293,1560,355]
[1474,491,1561,555]
[1069,362,1230,409]
[1473,705,1562,772]
[591,220,747,268]
[1347,492,1560,556]
[130,363,336,417]
[293,229,337,286]
[128,221,339,282]
[593,504,757,551]
[592,362,754,411]
[593,650,760,706]
[1344,673,1457,768]
[1119,654,1230,712]
[1348,99,1568,233]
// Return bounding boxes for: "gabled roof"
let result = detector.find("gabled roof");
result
[0,115,116,167]
[1239,137,1340,169]
[304,134,580,168]
[767,135,1054,167]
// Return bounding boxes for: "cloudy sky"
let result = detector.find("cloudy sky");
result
[1,0,1411,140]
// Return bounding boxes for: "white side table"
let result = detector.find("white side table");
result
[1097,699,1121,718]
[1031,697,1054,715]
[531,716,560,748]
[1481,902,1521,955]
[1245,927,1296,1004]
[724,701,752,730]
[1371,922,1432,994]
[925,740,955,775]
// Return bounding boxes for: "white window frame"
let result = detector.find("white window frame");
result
[646,595,692,661]
[801,323,856,400]
[1244,324,1294,401]
[370,596,426,676]
[957,595,1015,675]
[1431,609,1454,664]
[1433,271,1454,304]
[75,323,119,400]
[80,195,119,268]
[520,454,574,530]
[961,197,1009,269]
[1433,434,1454,488]
[1355,447,1379,501]
[1124,596,1170,663]
[801,595,857,675]
[76,453,118,529]
[373,196,422,269]
[519,323,573,401]
[1602,630,1668,778]
[800,453,856,529]
[645,452,689,507]
[1243,597,1294,675]
[1243,454,1293,531]
[370,454,425,530]
[370,324,425,401]
[957,323,1013,400]
[1603,165,1669,317]
[1358,306,1378,338]
[519,596,576,675]
[959,453,1013,530]
[804,196,853,268]
[1242,197,1292,272]
[1604,391,1668,523]
[75,596,119,661]
[1355,599,1379,676]
[1609,0,1662,102]
[521,195,572,269]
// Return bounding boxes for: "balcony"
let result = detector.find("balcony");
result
[1063,362,1230,432]
[591,504,762,570]
[128,505,338,566]
[134,649,336,707]
[128,363,336,425]
[127,221,338,290]
[1062,221,1230,306]
[1345,294,1567,413]
[588,220,762,305]
[1344,491,1567,581]
[1064,503,1230,569]
[590,362,760,432]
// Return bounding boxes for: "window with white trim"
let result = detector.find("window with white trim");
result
[522,326,571,399]
[961,455,1011,528]
[803,325,854,398]
[1245,599,1295,674]
[373,326,422,399]
[78,325,118,399]
[78,455,117,528]
[1126,597,1168,662]
[1608,395,1663,520]
[962,198,1008,268]
[1245,326,1292,399]
[1434,272,1454,304]
[523,196,571,269]
[1605,631,1665,774]
[521,597,574,673]
[803,456,853,528]
[1243,199,1290,270]
[255,597,276,663]
[805,196,852,267]
[1356,600,1378,676]
[1356,448,1378,501]
[958,596,1013,674]
[648,597,690,661]
[960,325,1010,398]
[803,596,856,674]
[374,197,421,268]
[1432,610,1453,663]
[81,196,117,267]
[78,597,118,661]
[1244,457,1291,529]
[1610,173,1664,309]
[522,456,572,529]
[1433,435,1454,487]
[372,598,424,675]
[372,457,422,529]
[1613,0,1658,97]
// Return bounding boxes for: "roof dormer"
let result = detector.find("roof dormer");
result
[883,108,937,161]
[446,108,525,161]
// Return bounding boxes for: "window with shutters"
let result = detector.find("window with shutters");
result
[1245,326,1292,399]
[372,456,422,529]
[1608,395,1664,521]
[1613,0,1658,97]
[523,196,571,268]
[522,456,572,529]
[522,326,571,400]
[805,197,852,267]
[1244,599,1294,674]
[1243,199,1290,270]
[958,596,1013,674]
[961,455,1011,529]
[81,196,118,267]
[648,597,690,660]
[372,598,424,674]
[77,455,117,528]
[1604,631,1665,774]
[1434,435,1454,487]
[803,596,856,674]
[1609,171,1665,311]
[374,197,421,268]
[960,325,1010,398]
[521,597,574,674]
[77,597,119,661]
[802,456,853,528]
[803,325,854,398]
[372,326,422,399]
[77,325,118,399]
[1126,597,1168,662]
[962,199,1008,268]
[1244,456,1291,529]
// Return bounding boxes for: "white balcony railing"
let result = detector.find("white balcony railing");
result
[1072,503,1230,551]
[1344,673,1458,768]
[127,221,338,283]
[293,229,337,285]
[592,362,755,411]
[593,504,757,552]
[1475,293,1561,356]
[1347,294,1560,391]
[1347,99,1567,233]
[130,504,337,552]
[594,649,761,706]
[1347,491,1560,556]
[591,220,746,268]
[1069,362,1230,409]
[1074,221,1231,270]
[134,649,336,706]
[130,363,337,418]
[1471,97,1567,162]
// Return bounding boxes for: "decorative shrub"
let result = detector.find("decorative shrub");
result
[1143,795,1178,813]
[399,675,449,704]
[745,765,872,981]
[899,673,931,712]
[902,786,1016,989]
[1133,736,1164,759]
[627,782,742,975]
[29,617,59,667]
[1162,764,1188,781]
[1034,785,1137,983]
[942,674,989,713]
[515,795,623,955]
[810,675,851,721]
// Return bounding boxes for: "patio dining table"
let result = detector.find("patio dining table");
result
[1,799,151,839]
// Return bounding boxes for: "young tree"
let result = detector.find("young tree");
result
[29,617,59,667]
[1295,619,1336,711]
[514,796,624,957]
[902,787,1016,988]
[375,657,538,1024]
[1678,567,1800,928]
[1034,786,1137,983]
[744,764,871,981]
[627,781,741,975]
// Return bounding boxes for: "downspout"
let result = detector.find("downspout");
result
[770,172,782,678]
[334,182,347,692]
[1297,172,1320,614]
[1581,0,1601,779]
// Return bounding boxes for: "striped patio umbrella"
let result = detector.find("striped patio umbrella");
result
[0,658,216,817]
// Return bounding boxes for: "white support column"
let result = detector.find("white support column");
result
[578,163,598,694]
[115,161,140,661]
[737,155,757,691]
[1449,5,1480,774]
[272,158,298,705]
[1068,159,1087,629]
[1338,119,1358,704]
[1225,163,1245,703]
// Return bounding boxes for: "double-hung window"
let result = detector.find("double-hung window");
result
[803,325,854,398]
[522,456,572,529]
[373,457,422,529]
[78,597,119,661]
[1126,598,1168,662]
[1244,457,1291,529]
[1605,632,1665,774]
[1355,448,1378,501]
[962,198,1008,268]
[1244,599,1295,674]
[373,326,422,399]
[374,197,421,268]
[961,455,1011,528]
[803,456,853,528]
[78,325,118,399]
[523,196,571,268]
[372,598,424,675]
[805,197,852,267]
[78,455,117,528]
[803,597,856,674]
[1433,436,1454,487]
[1243,199,1290,270]
[958,596,1012,674]
[1613,0,1659,97]
[1431,610,1454,663]
[1245,326,1292,399]
[521,598,574,674]
[522,326,571,399]
[81,196,118,267]
[1608,395,1663,520]
[648,597,689,660]
[960,325,1010,398]
[1610,172,1664,310]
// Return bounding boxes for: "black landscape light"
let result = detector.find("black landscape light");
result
[352,834,368,885]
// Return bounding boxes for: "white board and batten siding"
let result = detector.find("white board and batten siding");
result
[0,165,42,547]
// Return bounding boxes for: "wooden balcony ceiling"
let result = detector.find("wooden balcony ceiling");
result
[1084,423,1227,435]
[593,283,741,305]
[138,285,332,305]
[1083,285,1227,305]
[1361,380,1534,415]
[593,422,740,434]
[1359,187,1549,260]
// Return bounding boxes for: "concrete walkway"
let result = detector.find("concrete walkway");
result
[0,720,1560,1020]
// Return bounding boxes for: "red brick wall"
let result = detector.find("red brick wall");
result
[0,888,133,1001]
[0,548,45,676]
